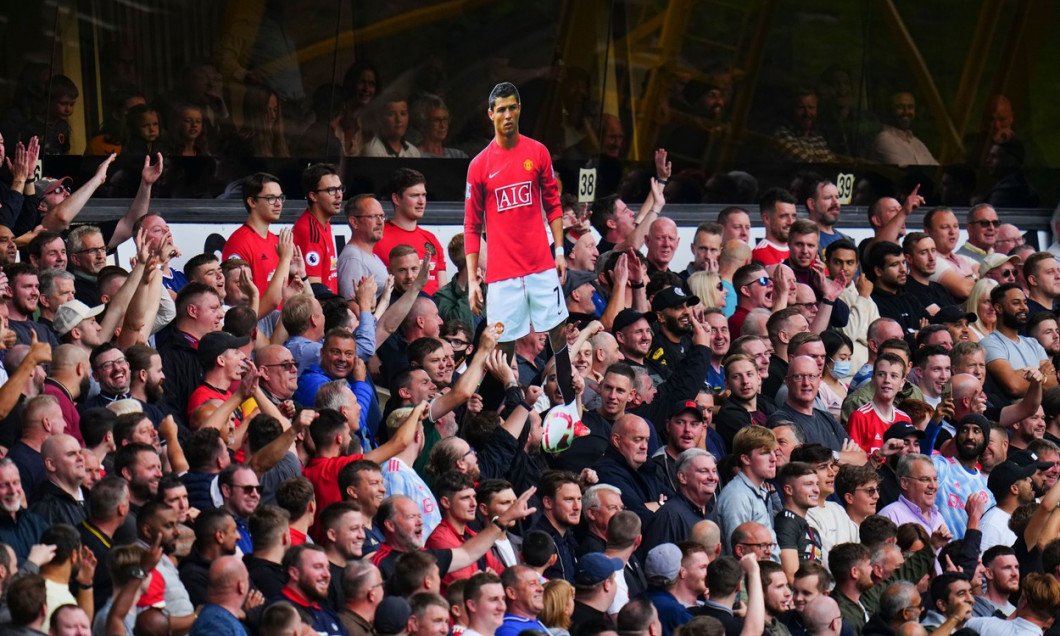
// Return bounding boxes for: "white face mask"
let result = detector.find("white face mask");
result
[830,360,852,379]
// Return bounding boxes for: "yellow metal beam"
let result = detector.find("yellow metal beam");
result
[940,0,1004,164]
[876,0,962,160]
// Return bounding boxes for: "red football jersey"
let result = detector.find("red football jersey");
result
[222,224,280,296]
[293,211,338,293]
[465,134,562,283]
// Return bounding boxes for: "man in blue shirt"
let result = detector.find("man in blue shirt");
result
[188,555,251,636]
[496,565,549,636]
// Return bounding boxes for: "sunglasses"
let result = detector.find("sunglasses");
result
[744,276,772,288]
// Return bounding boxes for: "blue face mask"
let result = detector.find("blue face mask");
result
[830,360,852,379]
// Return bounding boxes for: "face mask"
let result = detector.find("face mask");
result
[830,360,852,379]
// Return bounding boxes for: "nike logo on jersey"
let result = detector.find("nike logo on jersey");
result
[489,170,503,179]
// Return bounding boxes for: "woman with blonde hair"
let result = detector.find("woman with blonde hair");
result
[688,271,726,312]
[963,277,998,341]
[540,579,575,636]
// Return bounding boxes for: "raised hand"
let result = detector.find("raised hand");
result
[237,267,259,299]
[277,228,295,261]
[654,148,672,181]
[649,177,666,209]
[929,524,953,551]
[902,184,924,216]
[94,153,117,184]
[855,274,873,298]
[355,275,377,313]
[142,153,164,185]
[485,350,515,384]
[76,545,98,585]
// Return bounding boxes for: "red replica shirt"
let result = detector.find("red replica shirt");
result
[303,453,364,538]
[751,239,789,267]
[222,224,280,296]
[425,518,505,589]
[464,134,562,283]
[293,211,338,293]
[846,402,912,453]
[372,221,445,295]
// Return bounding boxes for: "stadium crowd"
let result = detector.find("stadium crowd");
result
[1,76,1060,636]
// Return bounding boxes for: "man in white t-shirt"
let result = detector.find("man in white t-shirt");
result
[981,457,1039,552]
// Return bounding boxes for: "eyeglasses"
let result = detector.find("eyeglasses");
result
[904,476,938,485]
[96,357,128,373]
[856,486,880,495]
[262,361,298,372]
[738,542,777,551]
[788,373,821,382]
[76,246,107,257]
[314,185,345,197]
[973,219,1000,228]
[234,484,261,494]
[996,269,1017,278]
[464,448,477,458]
[254,194,286,205]
[716,284,725,292]
[47,185,72,196]
[744,276,772,288]
[791,302,818,309]
[353,214,385,221]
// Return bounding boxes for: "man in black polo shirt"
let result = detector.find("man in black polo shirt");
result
[774,462,823,582]
[643,449,719,548]
[570,552,623,633]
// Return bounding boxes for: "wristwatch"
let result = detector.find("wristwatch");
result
[129,566,149,581]
[491,515,508,531]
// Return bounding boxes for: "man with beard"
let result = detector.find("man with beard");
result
[138,500,197,632]
[979,546,1019,617]
[126,344,167,416]
[845,353,912,454]
[425,471,504,588]
[179,508,239,607]
[752,188,798,266]
[647,287,699,382]
[872,91,938,165]
[902,233,956,314]
[115,442,163,514]
[370,491,535,581]
[338,195,390,296]
[803,176,853,254]
[866,242,927,341]
[1028,313,1060,375]
[983,283,1056,399]
[42,344,90,446]
[613,310,654,377]
[0,457,49,562]
[981,460,1038,553]
[645,217,679,275]
[5,263,58,347]
[643,449,719,548]
[274,544,349,636]
[932,414,993,538]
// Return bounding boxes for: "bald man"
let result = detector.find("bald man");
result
[592,414,660,524]
[803,595,842,636]
[43,344,90,445]
[645,217,679,274]
[189,556,252,636]
[689,520,722,561]
[30,434,87,526]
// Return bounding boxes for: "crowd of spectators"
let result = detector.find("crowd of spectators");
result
[0,73,1059,636]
